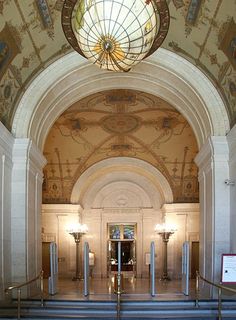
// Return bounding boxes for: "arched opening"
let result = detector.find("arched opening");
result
[10,49,230,297]
[12,49,229,146]
[40,88,200,293]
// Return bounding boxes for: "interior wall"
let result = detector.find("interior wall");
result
[227,124,236,252]
[41,203,199,280]
[86,207,161,279]
[161,203,200,279]
[0,123,13,299]
[41,159,200,282]
[11,139,46,286]
[195,136,231,288]
[41,204,82,279]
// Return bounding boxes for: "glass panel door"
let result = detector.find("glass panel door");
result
[107,223,137,277]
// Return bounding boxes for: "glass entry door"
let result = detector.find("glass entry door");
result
[107,223,136,276]
[109,240,135,272]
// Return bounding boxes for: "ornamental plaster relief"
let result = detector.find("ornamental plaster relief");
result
[93,181,152,209]
[12,50,229,149]
[0,0,235,128]
[71,158,173,209]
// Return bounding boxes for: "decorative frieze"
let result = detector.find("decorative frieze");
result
[102,208,142,214]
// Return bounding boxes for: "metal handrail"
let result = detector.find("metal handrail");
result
[196,271,236,320]
[5,270,44,320]
[114,273,123,320]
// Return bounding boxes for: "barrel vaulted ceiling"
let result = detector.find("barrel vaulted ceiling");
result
[0,0,235,130]
[43,89,199,204]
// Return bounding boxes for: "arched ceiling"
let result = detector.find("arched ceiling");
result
[43,89,199,204]
[0,0,235,129]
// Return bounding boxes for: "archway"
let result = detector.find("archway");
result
[42,156,200,284]
[71,157,174,279]
[12,49,229,148]
[10,49,230,294]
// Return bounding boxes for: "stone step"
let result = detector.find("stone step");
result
[0,299,235,319]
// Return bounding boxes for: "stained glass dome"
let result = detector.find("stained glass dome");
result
[62,0,169,72]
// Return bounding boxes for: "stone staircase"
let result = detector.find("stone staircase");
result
[0,299,236,319]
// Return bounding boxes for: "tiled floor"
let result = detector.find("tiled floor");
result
[43,276,197,301]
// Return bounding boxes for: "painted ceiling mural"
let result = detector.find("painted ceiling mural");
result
[0,0,235,129]
[43,90,199,204]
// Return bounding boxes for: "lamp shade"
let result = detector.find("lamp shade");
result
[67,222,88,234]
[62,0,170,72]
[155,223,177,234]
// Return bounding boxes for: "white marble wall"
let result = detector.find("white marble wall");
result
[11,139,46,285]
[41,204,83,279]
[41,203,199,280]
[195,137,231,291]
[161,203,200,279]
[87,207,160,278]
[227,125,236,252]
[0,123,14,299]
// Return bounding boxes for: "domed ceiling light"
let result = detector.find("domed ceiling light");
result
[62,0,170,72]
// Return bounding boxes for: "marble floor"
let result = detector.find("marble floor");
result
[43,276,197,301]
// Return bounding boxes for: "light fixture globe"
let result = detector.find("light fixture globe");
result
[62,0,170,72]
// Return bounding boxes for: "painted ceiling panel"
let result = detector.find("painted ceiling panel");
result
[43,90,199,204]
[0,0,235,129]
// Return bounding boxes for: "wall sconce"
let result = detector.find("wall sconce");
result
[155,223,177,281]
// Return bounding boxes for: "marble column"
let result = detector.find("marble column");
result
[11,139,46,287]
[0,123,14,299]
[227,125,236,252]
[195,136,230,295]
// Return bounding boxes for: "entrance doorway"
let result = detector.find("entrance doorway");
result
[42,242,50,278]
[107,223,136,277]
[108,240,136,275]
[191,241,199,279]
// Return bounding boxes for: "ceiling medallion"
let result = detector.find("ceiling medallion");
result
[62,0,170,72]
[101,114,141,134]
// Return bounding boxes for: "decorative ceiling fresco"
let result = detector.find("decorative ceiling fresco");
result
[0,0,235,130]
[43,89,199,204]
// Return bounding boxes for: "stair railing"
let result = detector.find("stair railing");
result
[114,241,123,320]
[5,270,44,320]
[114,273,122,320]
[196,271,236,320]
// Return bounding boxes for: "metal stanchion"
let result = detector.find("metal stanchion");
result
[115,241,122,319]
[48,242,58,295]
[182,241,190,296]
[17,288,21,320]
[150,241,155,297]
[40,270,44,307]
[218,287,222,320]
[83,242,89,296]
[195,271,199,307]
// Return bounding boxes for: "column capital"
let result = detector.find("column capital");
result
[195,136,228,168]
[13,138,47,170]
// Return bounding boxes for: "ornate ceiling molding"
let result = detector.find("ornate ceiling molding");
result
[12,49,229,149]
